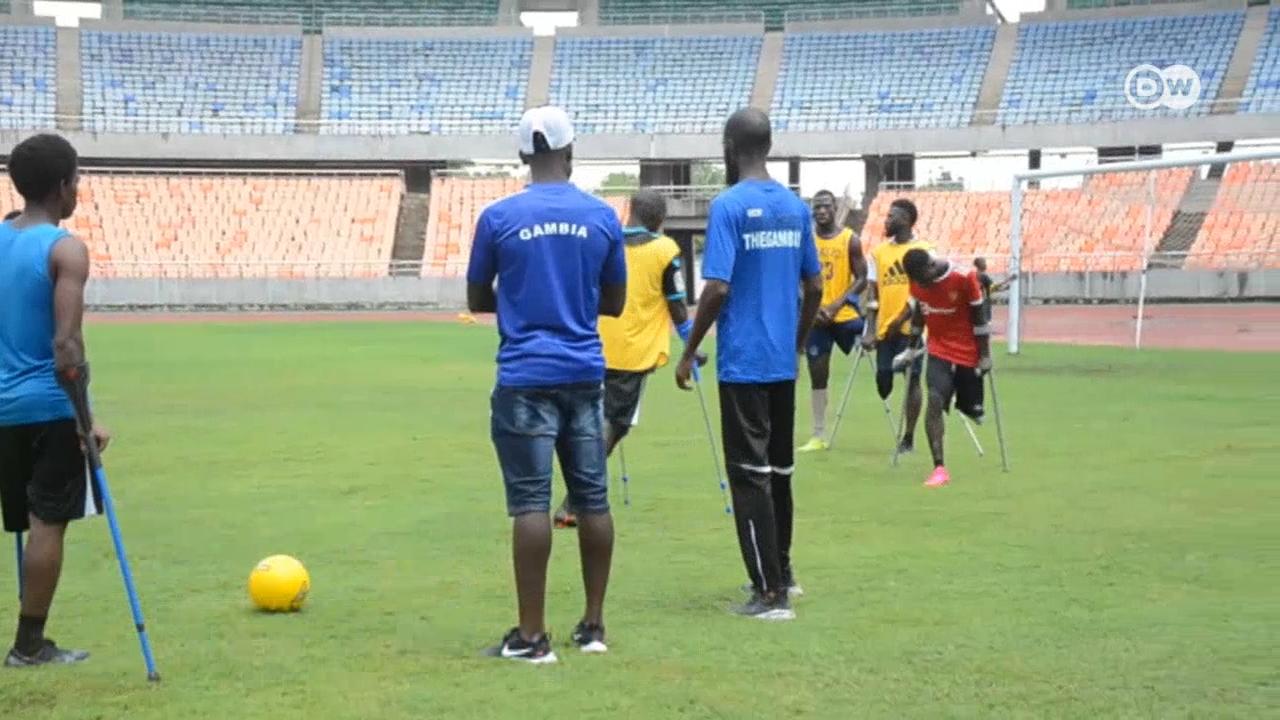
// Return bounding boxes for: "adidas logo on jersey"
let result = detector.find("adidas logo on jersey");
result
[882,260,909,284]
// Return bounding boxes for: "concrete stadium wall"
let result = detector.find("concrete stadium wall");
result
[84,270,1280,310]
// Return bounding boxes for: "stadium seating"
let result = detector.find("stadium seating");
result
[998,12,1243,125]
[81,30,301,134]
[597,0,961,29]
[1241,8,1280,115]
[549,34,760,135]
[122,0,500,29]
[423,176,630,278]
[864,169,1193,272]
[0,25,57,131]
[22,173,402,278]
[1187,161,1280,269]
[772,26,994,131]
[322,36,532,135]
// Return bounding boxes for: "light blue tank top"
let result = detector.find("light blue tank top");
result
[0,220,76,425]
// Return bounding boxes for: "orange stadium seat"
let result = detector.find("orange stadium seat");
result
[3,172,402,279]
[422,176,631,279]
[1186,161,1280,270]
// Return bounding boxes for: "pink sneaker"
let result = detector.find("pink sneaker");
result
[924,466,951,488]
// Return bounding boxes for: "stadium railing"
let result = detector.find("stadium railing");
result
[783,2,962,24]
[594,10,766,26]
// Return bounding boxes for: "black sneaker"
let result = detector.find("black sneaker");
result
[4,639,90,668]
[732,592,796,621]
[482,628,558,665]
[570,621,607,654]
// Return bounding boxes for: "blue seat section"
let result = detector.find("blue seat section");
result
[122,0,500,29]
[771,26,994,132]
[322,37,532,135]
[1242,8,1280,114]
[998,12,1243,125]
[82,30,301,134]
[549,34,761,135]
[0,25,56,131]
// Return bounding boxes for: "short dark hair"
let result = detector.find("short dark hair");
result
[902,248,932,279]
[812,189,836,204]
[890,198,918,226]
[8,134,78,203]
[3,210,20,221]
[630,189,666,232]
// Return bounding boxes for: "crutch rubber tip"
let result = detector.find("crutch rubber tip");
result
[147,672,161,683]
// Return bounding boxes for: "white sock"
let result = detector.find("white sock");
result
[812,389,828,438]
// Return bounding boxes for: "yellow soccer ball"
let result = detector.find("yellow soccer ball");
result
[248,555,310,612]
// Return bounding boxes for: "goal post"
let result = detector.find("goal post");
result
[1007,148,1280,355]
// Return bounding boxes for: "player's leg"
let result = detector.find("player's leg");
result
[556,383,613,650]
[903,351,925,452]
[954,365,986,423]
[923,357,955,488]
[489,387,558,661]
[799,330,834,451]
[766,380,801,597]
[6,421,92,665]
[719,383,790,619]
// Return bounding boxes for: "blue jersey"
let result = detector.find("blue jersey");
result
[702,179,821,384]
[0,221,76,425]
[467,182,627,388]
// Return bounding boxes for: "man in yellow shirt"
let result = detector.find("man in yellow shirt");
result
[798,190,867,452]
[860,198,930,455]
[555,189,703,528]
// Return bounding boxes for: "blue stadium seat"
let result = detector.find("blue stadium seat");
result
[998,12,1244,125]
[81,30,301,134]
[321,36,532,135]
[771,26,994,132]
[0,25,56,131]
[549,34,761,135]
[1241,8,1280,115]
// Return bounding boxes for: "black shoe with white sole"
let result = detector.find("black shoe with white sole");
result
[781,568,805,598]
[483,628,558,665]
[4,639,90,668]
[570,621,607,654]
[732,592,796,621]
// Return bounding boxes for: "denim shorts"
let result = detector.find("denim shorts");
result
[490,382,609,517]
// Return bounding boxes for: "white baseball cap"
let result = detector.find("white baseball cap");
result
[518,105,575,155]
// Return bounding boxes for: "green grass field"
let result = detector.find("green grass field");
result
[2,321,1276,719]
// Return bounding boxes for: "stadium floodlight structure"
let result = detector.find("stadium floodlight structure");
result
[1007,148,1280,354]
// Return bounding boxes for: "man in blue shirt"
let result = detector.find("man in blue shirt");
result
[1,134,109,668]
[467,106,626,663]
[676,109,823,621]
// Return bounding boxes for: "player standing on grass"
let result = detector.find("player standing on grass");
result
[861,199,930,455]
[897,249,991,488]
[797,190,867,452]
[676,108,822,620]
[552,189,704,529]
[1,134,109,667]
[467,107,626,663]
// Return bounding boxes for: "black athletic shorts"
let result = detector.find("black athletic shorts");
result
[926,355,985,421]
[603,369,648,438]
[0,420,99,533]
[718,381,795,481]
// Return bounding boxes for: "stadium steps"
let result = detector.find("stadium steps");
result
[391,191,430,276]
[1214,3,1270,114]
[971,23,1016,127]
[1152,175,1222,268]
[296,34,323,133]
[56,26,81,131]
[750,31,784,112]
[526,34,556,109]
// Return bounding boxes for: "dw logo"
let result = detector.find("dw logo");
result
[1124,64,1202,111]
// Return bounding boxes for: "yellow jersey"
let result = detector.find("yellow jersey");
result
[599,233,682,372]
[815,227,860,325]
[870,238,931,339]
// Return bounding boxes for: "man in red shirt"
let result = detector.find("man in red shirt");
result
[895,249,992,488]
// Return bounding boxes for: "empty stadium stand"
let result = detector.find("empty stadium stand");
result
[998,12,1244,125]
[0,173,402,278]
[322,35,532,135]
[81,29,302,134]
[1241,8,1280,114]
[597,0,961,29]
[771,26,994,131]
[549,33,760,135]
[122,0,501,29]
[1187,160,1280,268]
[0,25,56,131]
[422,176,630,278]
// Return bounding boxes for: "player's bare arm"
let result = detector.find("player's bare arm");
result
[50,234,110,451]
[600,282,626,318]
[847,235,868,299]
[798,273,823,354]
[972,302,992,372]
[467,282,497,314]
[861,279,880,350]
[675,280,727,390]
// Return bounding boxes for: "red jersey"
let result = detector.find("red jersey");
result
[909,263,984,368]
